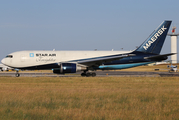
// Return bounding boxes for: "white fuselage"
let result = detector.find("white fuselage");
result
[1,50,131,68]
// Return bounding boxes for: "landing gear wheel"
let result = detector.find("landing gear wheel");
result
[86,73,91,77]
[15,73,20,77]
[81,73,86,77]
[91,72,96,77]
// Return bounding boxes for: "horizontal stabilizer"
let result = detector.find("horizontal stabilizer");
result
[144,53,176,60]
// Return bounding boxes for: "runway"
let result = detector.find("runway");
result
[0,71,179,77]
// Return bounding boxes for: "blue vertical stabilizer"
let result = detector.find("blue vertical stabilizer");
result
[135,21,172,54]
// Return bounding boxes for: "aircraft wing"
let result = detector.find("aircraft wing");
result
[144,53,176,60]
[76,54,135,66]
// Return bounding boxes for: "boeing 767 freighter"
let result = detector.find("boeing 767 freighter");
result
[1,21,175,77]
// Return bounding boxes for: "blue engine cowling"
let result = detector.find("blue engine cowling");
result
[53,63,76,74]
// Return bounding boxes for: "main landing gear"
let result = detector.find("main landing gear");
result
[81,71,96,77]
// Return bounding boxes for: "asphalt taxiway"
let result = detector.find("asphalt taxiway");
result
[0,71,179,77]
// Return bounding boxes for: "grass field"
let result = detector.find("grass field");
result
[0,77,179,120]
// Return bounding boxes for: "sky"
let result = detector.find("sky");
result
[1,0,179,62]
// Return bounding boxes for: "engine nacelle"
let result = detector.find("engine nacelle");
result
[2,67,8,71]
[53,63,86,74]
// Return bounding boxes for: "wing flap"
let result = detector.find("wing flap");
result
[77,54,135,66]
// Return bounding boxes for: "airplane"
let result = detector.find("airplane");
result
[1,20,176,77]
[0,64,14,71]
[167,63,177,72]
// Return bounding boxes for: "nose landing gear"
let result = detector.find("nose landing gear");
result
[15,70,20,77]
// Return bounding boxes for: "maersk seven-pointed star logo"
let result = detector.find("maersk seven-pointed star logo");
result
[29,53,34,57]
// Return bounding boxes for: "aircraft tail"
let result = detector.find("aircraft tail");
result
[135,21,172,54]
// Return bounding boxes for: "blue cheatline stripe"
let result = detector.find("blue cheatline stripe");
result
[98,62,153,70]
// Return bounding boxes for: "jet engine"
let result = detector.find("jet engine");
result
[1,67,8,71]
[53,63,86,74]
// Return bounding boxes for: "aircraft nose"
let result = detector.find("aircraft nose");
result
[1,58,6,64]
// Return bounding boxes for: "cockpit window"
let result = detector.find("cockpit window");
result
[6,55,13,58]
